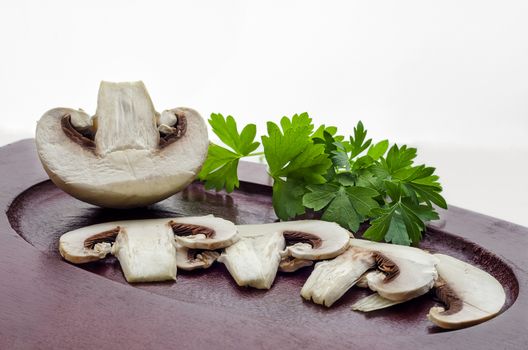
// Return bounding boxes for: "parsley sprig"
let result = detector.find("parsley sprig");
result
[198,113,447,246]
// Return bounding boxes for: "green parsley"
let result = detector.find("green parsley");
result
[198,113,447,246]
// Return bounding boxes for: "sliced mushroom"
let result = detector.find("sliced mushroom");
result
[279,256,313,272]
[36,81,208,208]
[301,246,375,307]
[280,220,351,260]
[217,228,285,289]
[111,221,177,283]
[59,223,120,264]
[175,243,220,271]
[349,239,439,301]
[427,254,506,329]
[302,239,438,307]
[59,215,236,282]
[351,293,405,312]
[218,220,351,289]
[170,215,238,250]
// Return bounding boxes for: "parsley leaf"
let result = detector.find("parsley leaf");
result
[198,113,260,192]
[303,184,379,232]
[273,178,307,220]
[200,113,447,246]
[262,113,332,184]
[349,121,372,158]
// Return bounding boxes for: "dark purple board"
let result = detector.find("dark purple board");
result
[1,140,527,349]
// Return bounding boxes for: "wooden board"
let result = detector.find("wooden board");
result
[1,139,527,349]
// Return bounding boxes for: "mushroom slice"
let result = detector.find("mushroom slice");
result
[170,215,238,250]
[59,223,120,264]
[217,227,285,289]
[36,81,209,208]
[300,246,375,307]
[279,256,313,272]
[349,239,439,301]
[175,243,220,271]
[111,220,177,283]
[281,220,351,260]
[427,254,506,330]
[351,293,406,312]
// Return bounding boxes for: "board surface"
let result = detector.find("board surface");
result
[1,140,527,349]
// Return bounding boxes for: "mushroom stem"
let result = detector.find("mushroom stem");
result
[111,223,177,283]
[218,230,285,290]
[94,81,159,156]
[301,247,375,307]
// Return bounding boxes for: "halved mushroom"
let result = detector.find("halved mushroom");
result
[301,246,375,307]
[349,239,439,301]
[427,254,506,329]
[36,81,208,208]
[175,243,220,271]
[170,215,238,250]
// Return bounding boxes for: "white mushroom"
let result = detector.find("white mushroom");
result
[218,220,351,289]
[427,254,506,329]
[159,109,178,127]
[111,221,177,283]
[36,81,208,208]
[218,228,285,289]
[301,247,375,307]
[59,215,236,282]
[302,239,438,307]
[280,220,351,260]
[59,224,119,264]
[170,215,238,250]
[349,239,439,301]
[351,293,405,312]
[69,109,93,132]
[279,256,313,272]
[175,243,220,271]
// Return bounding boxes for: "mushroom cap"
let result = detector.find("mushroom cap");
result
[427,253,506,329]
[171,215,238,250]
[237,220,351,261]
[36,81,208,208]
[349,239,439,301]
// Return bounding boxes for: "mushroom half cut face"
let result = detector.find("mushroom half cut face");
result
[36,81,209,208]
[427,254,506,330]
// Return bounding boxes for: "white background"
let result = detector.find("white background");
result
[1,1,527,226]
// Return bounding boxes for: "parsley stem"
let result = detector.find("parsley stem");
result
[247,152,265,157]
